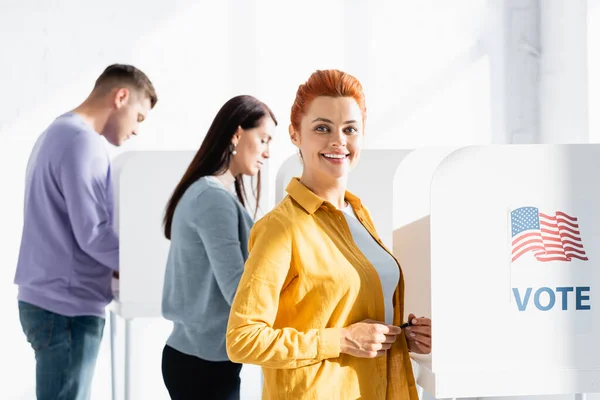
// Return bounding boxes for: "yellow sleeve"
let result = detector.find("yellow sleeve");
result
[226,214,341,369]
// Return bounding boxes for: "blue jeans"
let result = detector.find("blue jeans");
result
[18,301,105,400]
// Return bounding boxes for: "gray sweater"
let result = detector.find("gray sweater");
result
[161,176,253,361]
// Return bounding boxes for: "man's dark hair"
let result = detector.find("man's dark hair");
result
[94,64,157,108]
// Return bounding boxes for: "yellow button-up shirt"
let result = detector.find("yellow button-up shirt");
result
[226,178,418,399]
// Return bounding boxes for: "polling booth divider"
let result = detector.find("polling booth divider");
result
[110,145,600,399]
[396,145,600,399]
[109,150,269,400]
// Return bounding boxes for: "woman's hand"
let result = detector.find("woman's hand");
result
[339,319,402,358]
[404,313,431,354]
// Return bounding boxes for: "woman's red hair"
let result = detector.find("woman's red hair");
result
[290,69,366,132]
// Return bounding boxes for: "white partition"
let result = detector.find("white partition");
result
[395,144,600,399]
[393,147,461,323]
[275,149,413,248]
[109,150,269,400]
[111,151,195,318]
[391,147,461,397]
[111,150,271,318]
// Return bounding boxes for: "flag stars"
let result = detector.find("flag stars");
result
[511,207,540,237]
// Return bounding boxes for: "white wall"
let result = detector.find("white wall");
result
[6,0,597,399]
[589,0,600,144]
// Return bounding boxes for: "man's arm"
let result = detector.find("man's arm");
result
[58,132,119,271]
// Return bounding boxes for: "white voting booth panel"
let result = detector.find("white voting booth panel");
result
[275,149,413,249]
[392,147,461,398]
[109,150,195,400]
[396,144,600,399]
[111,151,195,318]
[111,150,271,318]
[393,147,461,324]
[109,150,269,400]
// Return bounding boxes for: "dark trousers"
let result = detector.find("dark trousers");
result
[162,344,242,400]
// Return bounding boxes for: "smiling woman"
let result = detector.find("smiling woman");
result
[226,70,432,399]
[292,96,362,189]
[290,71,366,190]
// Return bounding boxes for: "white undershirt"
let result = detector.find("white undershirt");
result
[341,204,400,324]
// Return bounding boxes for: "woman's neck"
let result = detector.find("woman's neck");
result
[213,169,236,188]
[299,171,347,209]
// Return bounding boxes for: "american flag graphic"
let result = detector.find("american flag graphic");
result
[511,207,589,262]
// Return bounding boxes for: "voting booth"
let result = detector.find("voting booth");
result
[109,150,269,400]
[109,150,195,400]
[110,145,600,399]
[110,149,413,399]
[395,144,600,399]
[111,151,194,319]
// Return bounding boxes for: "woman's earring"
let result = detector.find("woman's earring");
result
[231,143,237,155]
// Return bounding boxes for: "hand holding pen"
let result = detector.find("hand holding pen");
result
[401,313,432,354]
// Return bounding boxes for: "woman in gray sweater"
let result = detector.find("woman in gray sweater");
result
[160,95,277,400]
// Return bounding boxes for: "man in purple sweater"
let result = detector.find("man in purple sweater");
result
[14,64,157,400]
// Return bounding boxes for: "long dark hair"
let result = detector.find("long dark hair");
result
[163,95,277,239]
